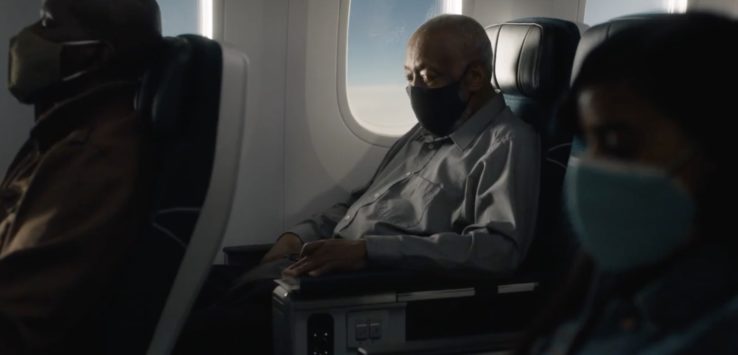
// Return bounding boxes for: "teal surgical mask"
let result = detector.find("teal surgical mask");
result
[565,157,696,272]
[8,29,106,104]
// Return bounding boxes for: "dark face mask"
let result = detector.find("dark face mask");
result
[406,68,470,137]
[8,28,107,104]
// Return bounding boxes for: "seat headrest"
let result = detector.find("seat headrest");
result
[135,37,193,136]
[135,35,222,137]
[571,14,671,82]
[486,18,580,99]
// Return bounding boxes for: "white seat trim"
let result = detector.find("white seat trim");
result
[146,42,249,355]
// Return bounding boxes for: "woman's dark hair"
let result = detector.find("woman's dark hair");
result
[571,12,737,244]
[516,12,738,354]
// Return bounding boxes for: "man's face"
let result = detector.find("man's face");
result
[404,31,468,90]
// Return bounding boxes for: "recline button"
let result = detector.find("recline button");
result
[356,323,369,341]
[370,322,382,339]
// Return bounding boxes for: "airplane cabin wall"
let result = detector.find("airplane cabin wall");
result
[215,0,290,256]
[213,0,388,255]
[211,0,391,255]
[282,0,390,230]
[0,1,36,173]
[467,0,586,26]
[691,0,738,15]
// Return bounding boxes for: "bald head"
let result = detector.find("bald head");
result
[404,15,496,126]
[408,15,493,82]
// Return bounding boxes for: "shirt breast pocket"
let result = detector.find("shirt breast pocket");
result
[376,175,442,229]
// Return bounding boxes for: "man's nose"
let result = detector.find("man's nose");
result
[408,76,427,88]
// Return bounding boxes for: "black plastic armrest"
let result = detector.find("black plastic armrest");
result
[282,269,541,299]
[222,244,272,268]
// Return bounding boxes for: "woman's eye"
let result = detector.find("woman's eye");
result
[599,132,636,160]
[605,147,634,160]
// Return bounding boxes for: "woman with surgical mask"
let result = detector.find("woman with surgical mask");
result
[517,13,738,355]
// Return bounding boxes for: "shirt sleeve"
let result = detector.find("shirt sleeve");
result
[286,125,423,243]
[0,120,147,352]
[286,197,360,243]
[364,130,541,273]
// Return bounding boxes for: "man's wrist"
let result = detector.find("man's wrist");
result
[278,232,304,246]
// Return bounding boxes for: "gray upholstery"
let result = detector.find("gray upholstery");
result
[488,18,580,101]
[572,14,671,82]
[486,18,581,277]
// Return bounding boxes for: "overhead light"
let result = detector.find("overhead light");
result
[199,0,214,39]
[443,0,463,15]
[667,0,689,13]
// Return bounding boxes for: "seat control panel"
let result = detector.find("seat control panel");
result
[347,310,395,348]
[307,314,334,355]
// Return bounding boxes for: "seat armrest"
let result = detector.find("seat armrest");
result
[222,244,271,267]
[280,269,541,299]
[273,270,544,353]
[358,333,520,355]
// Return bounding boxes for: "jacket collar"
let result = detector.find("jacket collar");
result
[31,81,137,151]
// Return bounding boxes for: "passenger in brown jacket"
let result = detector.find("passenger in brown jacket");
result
[0,0,162,353]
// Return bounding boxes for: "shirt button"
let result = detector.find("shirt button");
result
[374,193,381,198]
[405,172,412,177]
[344,215,351,221]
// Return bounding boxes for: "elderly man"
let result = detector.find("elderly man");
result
[178,13,540,355]
[0,0,160,353]
[274,14,540,277]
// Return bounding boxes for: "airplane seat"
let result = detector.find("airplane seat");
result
[356,14,678,355]
[568,13,671,155]
[99,35,248,355]
[571,14,671,82]
[485,17,581,281]
[221,18,581,355]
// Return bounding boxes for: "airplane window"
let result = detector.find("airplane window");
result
[344,0,463,138]
[584,0,688,25]
[157,0,213,38]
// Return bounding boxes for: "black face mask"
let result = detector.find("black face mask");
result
[406,72,470,137]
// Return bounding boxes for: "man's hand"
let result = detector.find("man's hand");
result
[260,233,303,265]
[282,239,368,278]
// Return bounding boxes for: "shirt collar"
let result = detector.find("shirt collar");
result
[448,94,507,151]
